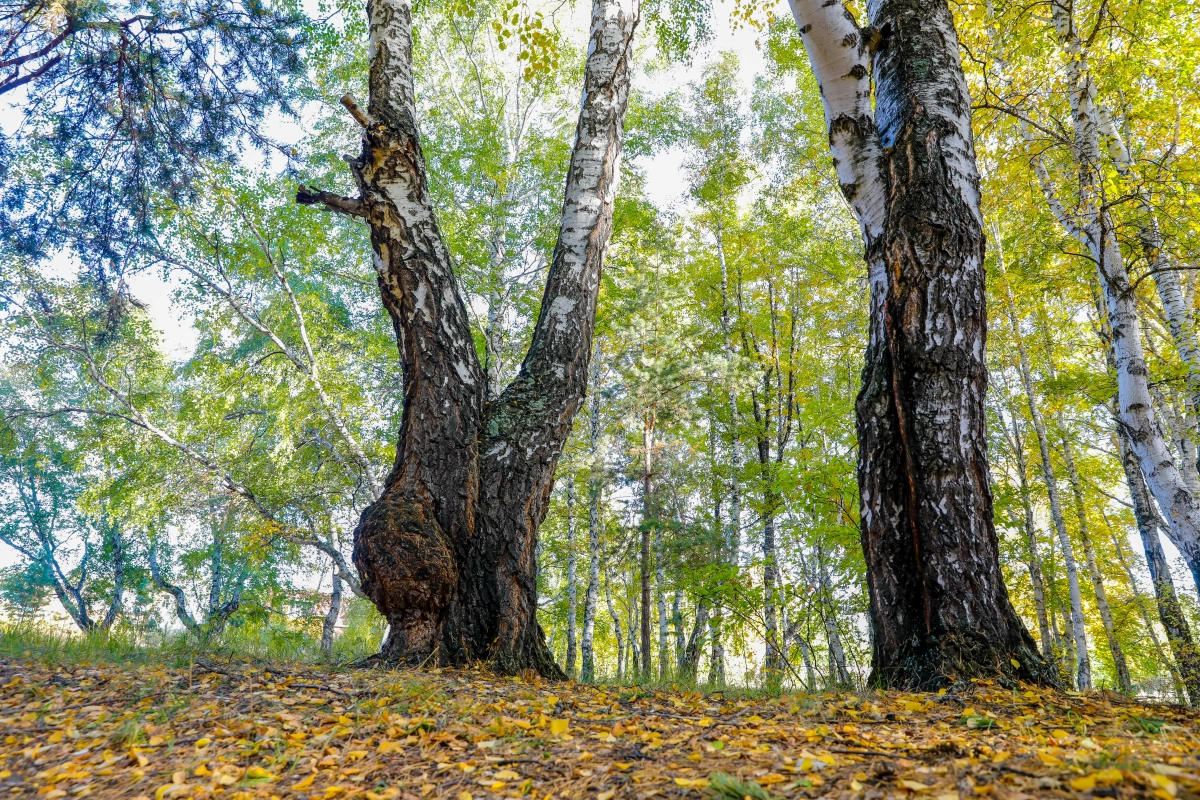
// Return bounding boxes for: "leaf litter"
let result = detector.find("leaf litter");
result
[2,657,1198,799]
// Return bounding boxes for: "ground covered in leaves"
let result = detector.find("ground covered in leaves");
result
[3,658,1200,800]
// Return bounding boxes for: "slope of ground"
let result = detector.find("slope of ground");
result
[2,657,1198,799]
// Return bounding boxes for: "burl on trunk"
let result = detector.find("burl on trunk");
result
[299,0,640,675]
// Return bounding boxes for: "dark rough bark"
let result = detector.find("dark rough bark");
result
[299,0,640,677]
[852,0,1053,688]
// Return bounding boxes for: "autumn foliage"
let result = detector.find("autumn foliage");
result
[3,658,1200,800]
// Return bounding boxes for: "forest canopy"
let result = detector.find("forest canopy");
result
[1,0,1199,705]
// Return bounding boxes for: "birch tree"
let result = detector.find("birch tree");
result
[298,0,641,674]
[785,0,1051,685]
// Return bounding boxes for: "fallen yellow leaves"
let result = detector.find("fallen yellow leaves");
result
[1,659,1198,800]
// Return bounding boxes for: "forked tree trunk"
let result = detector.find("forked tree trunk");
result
[299,0,640,675]
[787,0,1052,687]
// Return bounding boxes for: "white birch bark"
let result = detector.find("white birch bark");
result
[1040,0,1200,585]
[581,365,602,682]
[565,478,578,678]
[1057,414,1131,692]
[1002,279,1091,687]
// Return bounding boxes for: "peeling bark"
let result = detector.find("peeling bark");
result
[787,0,1051,687]
[302,0,640,675]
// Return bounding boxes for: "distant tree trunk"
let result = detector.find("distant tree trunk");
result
[1034,0,1200,595]
[98,520,125,632]
[565,478,578,679]
[322,571,344,658]
[1002,280,1089,688]
[581,378,602,683]
[1118,432,1200,705]
[299,0,641,676]
[641,410,654,680]
[1106,521,1185,703]
[655,530,668,678]
[1000,406,1053,659]
[680,599,708,681]
[605,581,624,682]
[817,549,852,687]
[707,611,724,686]
[672,588,684,669]
[787,0,1051,687]
[1058,415,1130,692]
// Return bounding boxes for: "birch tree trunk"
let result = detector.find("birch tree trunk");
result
[1002,408,1053,658]
[605,582,624,682]
[641,411,654,679]
[298,0,640,675]
[1058,416,1130,692]
[655,529,668,678]
[1005,286,1090,687]
[565,479,578,679]
[1118,432,1200,705]
[581,373,602,683]
[787,0,1050,687]
[1108,525,1186,703]
[1035,0,1200,594]
[322,571,344,658]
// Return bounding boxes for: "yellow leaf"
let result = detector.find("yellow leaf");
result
[324,787,346,798]
[598,791,616,800]
[1010,659,1021,668]
[493,770,520,781]
[614,762,633,771]
[674,778,709,788]
[1094,768,1124,783]
[687,753,702,761]
[850,780,863,791]
[578,752,594,762]
[759,774,785,785]
[194,738,211,748]
[293,774,316,789]
[937,794,959,800]
[458,793,473,800]
[898,779,932,792]
[48,731,64,743]
[246,766,273,780]
[550,718,569,735]
[172,770,186,784]
[1070,776,1097,792]
[1037,751,1064,767]
[903,701,925,712]
[1051,729,1071,740]
[148,736,165,746]
[1150,775,1177,798]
